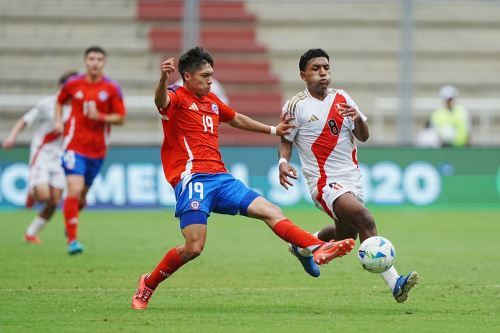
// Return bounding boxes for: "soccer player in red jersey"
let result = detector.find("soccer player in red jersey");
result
[131,47,356,310]
[54,46,126,255]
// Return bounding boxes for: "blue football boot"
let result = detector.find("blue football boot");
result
[289,244,320,278]
[393,271,419,303]
[68,240,84,255]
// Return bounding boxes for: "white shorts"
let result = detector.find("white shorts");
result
[312,179,364,220]
[28,159,65,191]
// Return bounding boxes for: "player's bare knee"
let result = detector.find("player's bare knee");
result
[35,194,50,203]
[48,197,61,207]
[353,209,376,233]
[185,242,204,260]
[267,203,285,221]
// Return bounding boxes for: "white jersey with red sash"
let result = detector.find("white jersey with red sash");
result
[283,88,367,218]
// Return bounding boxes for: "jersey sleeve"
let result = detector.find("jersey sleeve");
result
[22,104,41,126]
[210,93,235,122]
[158,90,179,117]
[282,100,299,142]
[111,86,126,116]
[57,82,72,105]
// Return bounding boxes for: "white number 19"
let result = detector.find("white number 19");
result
[202,115,214,134]
[188,182,204,199]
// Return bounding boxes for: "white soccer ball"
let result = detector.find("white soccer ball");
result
[357,236,396,273]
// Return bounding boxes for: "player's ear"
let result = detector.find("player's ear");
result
[300,71,306,82]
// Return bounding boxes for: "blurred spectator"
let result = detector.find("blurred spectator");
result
[175,77,229,105]
[416,119,441,148]
[430,85,471,147]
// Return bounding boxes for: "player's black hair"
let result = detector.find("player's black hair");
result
[178,46,214,81]
[58,71,79,86]
[84,46,107,57]
[299,48,330,71]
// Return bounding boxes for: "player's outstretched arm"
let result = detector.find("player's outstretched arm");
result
[2,117,26,149]
[278,137,298,190]
[227,112,294,136]
[154,58,175,110]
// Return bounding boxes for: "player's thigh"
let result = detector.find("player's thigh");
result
[213,175,261,217]
[246,196,285,226]
[332,192,374,228]
[49,186,64,205]
[32,184,51,202]
[66,174,85,197]
[83,156,104,187]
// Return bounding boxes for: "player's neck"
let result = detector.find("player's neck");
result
[307,87,328,101]
[183,85,204,99]
[86,73,103,84]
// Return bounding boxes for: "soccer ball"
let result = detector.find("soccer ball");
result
[357,236,396,273]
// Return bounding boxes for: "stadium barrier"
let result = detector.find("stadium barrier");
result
[0,147,499,209]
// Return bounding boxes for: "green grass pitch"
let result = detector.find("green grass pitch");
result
[0,207,499,333]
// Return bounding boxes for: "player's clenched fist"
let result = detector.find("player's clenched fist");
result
[160,58,176,80]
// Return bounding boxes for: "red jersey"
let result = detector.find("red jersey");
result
[57,74,126,159]
[158,85,236,188]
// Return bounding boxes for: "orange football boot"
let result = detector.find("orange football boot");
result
[313,238,356,265]
[131,274,155,310]
[24,234,42,244]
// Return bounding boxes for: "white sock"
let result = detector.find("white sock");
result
[379,266,400,291]
[26,216,48,236]
[297,231,320,256]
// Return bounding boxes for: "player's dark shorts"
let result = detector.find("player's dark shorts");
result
[174,173,261,229]
[61,150,103,186]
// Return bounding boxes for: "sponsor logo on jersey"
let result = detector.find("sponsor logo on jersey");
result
[308,114,319,122]
[190,200,200,210]
[211,103,219,115]
[189,103,199,111]
[75,90,84,99]
[98,90,109,101]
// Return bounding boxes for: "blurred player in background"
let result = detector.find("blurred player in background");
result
[131,46,356,310]
[278,48,418,303]
[2,71,77,244]
[54,46,126,255]
[430,84,471,147]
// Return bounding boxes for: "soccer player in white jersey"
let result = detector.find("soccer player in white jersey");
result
[2,71,77,244]
[278,49,418,303]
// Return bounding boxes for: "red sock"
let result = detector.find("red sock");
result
[64,196,79,243]
[145,247,185,289]
[273,219,324,251]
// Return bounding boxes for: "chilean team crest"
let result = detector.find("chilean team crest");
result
[98,90,109,101]
[211,103,219,115]
[190,200,200,210]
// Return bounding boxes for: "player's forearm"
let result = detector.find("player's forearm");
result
[278,137,293,160]
[54,103,63,124]
[354,118,369,142]
[228,113,274,135]
[154,77,170,109]
[101,114,125,125]
[7,119,26,140]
